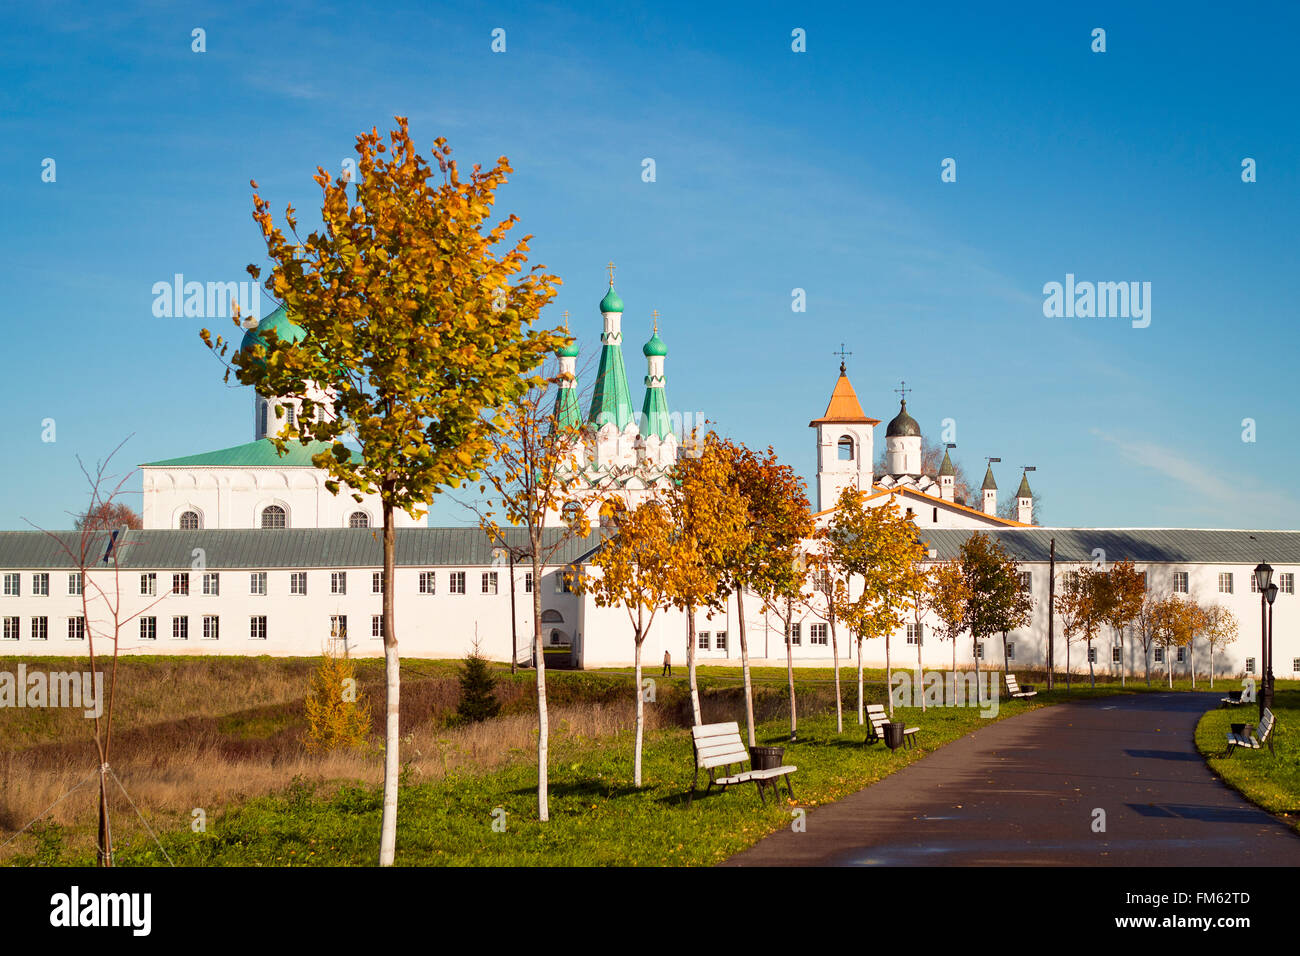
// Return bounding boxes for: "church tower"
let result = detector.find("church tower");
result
[636,314,677,468]
[586,271,639,472]
[809,361,879,512]
[1016,469,1034,525]
[884,396,922,476]
[938,448,956,502]
[982,464,998,516]
[554,311,583,430]
[240,305,332,440]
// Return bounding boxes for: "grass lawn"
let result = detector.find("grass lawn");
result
[1196,685,1300,831]
[23,681,1132,867]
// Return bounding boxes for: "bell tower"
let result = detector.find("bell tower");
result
[809,349,879,512]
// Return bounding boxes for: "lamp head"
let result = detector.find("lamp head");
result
[1254,562,1274,594]
[1266,583,1279,606]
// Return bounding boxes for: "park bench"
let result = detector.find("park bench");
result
[864,703,918,750]
[688,721,798,806]
[1220,690,1247,707]
[1005,674,1037,699]
[1225,707,1276,757]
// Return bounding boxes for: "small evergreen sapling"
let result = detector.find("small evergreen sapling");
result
[456,649,502,724]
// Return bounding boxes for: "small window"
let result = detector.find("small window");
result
[1218,572,1233,594]
[372,571,384,594]
[331,615,348,640]
[139,617,156,641]
[260,505,287,529]
[525,572,534,593]
[1111,647,1122,664]
[31,617,47,640]
[2,617,18,640]
[372,615,384,639]
[173,616,189,640]
[716,631,728,651]
[1172,571,1188,593]
[419,571,436,594]
[789,623,801,646]
[179,511,200,530]
[811,623,828,646]
[1293,658,1299,672]
[1176,646,1186,663]
[250,572,267,596]
[173,573,189,596]
[1281,573,1295,595]
[250,616,267,640]
[3,573,20,596]
[837,436,854,461]
[68,616,85,640]
[482,572,498,595]
[932,507,938,522]
[290,572,308,595]
[976,642,985,660]
[203,615,219,641]
[1007,642,1016,661]
[349,511,370,528]
[32,573,49,596]
[1018,571,1032,591]
[1087,647,1096,663]
[698,631,710,650]
[450,572,466,594]
[68,573,83,596]
[284,405,296,426]
[140,573,157,596]
[203,572,220,596]
[1246,656,1255,673]
[905,623,920,645]
[1154,647,1164,663]
[331,572,347,595]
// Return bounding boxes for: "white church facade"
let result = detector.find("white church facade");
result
[1,273,1296,680]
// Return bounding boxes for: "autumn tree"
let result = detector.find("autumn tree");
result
[714,440,812,746]
[665,433,751,726]
[582,499,674,786]
[906,564,935,712]
[926,559,971,689]
[1154,596,1197,688]
[74,501,142,531]
[959,532,1028,703]
[1103,560,1146,686]
[1054,569,1089,690]
[1203,604,1239,689]
[806,532,850,730]
[1133,591,1163,686]
[827,488,927,721]
[1079,568,1111,689]
[305,648,373,751]
[202,118,562,864]
[475,362,595,821]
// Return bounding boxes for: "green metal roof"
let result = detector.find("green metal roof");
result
[587,340,636,431]
[554,386,583,430]
[142,438,361,468]
[1016,472,1033,498]
[981,464,998,491]
[916,529,1300,566]
[239,305,306,363]
[639,380,673,440]
[938,450,955,477]
[0,528,607,571]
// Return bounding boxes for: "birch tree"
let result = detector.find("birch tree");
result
[925,559,971,694]
[1203,604,1239,689]
[203,118,562,863]
[1103,561,1145,686]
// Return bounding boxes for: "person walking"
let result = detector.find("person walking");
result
[662,650,672,677]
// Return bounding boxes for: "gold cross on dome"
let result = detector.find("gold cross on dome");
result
[607,261,616,285]
[562,309,569,331]
[652,308,659,334]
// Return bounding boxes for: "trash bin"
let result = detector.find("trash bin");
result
[750,746,785,770]
[883,722,906,751]
[1231,723,1254,738]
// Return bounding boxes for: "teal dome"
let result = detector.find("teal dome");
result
[558,337,581,358]
[240,305,306,362]
[642,329,668,357]
[599,284,624,313]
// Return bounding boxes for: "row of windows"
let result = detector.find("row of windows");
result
[1,570,574,598]
[0,614,386,642]
[177,507,375,530]
[782,623,831,647]
[696,630,728,651]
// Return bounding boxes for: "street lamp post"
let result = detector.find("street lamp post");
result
[1253,562,1273,721]
[1266,582,1279,713]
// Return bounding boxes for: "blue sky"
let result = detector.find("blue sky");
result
[2,1,1297,530]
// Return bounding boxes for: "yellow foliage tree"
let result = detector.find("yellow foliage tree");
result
[305,649,373,753]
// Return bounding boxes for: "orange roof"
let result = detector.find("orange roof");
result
[809,370,880,427]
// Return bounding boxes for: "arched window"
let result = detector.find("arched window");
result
[179,511,200,530]
[348,511,370,528]
[541,610,564,624]
[260,505,287,529]
[838,436,855,461]
[562,501,585,523]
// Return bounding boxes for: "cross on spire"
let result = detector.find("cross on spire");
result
[562,309,569,331]
[834,343,852,373]
[895,380,911,402]
[651,308,659,334]
[606,260,616,285]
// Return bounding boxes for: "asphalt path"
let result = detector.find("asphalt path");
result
[724,692,1300,866]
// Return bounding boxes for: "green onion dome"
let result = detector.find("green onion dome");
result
[599,284,624,313]
[642,328,668,357]
[239,305,306,366]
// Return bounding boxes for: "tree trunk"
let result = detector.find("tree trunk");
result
[1066,639,1071,691]
[1210,644,1215,689]
[633,625,644,788]
[856,635,865,725]
[533,557,550,820]
[737,589,756,748]
[1088,638,1095,688]
[686,604,701,726]
[1119,627,1126,687]
[973,636,982,706]
[785,596,797,741]
[1167,646,1173,689]
[916,620,925,714]
[379,499,400,865]
[1001,630,1009,677]
[1189,636,1196,689]
[831,609,843,731]
[885,631,893,717]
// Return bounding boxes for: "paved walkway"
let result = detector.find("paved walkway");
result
[725,692,1300,866]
